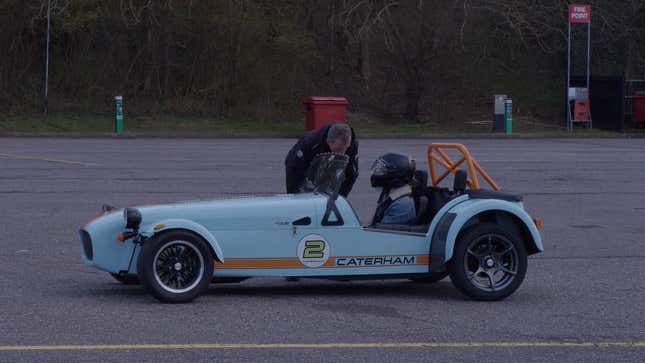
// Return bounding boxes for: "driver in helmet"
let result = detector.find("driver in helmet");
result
[370,153,417,225]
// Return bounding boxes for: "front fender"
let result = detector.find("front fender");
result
[433,199,543,264]
[140,219,224,262]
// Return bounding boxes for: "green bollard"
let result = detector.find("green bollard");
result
[114,96,123,133]
[504,99,512,135]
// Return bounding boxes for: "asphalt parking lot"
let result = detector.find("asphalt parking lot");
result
[1,137,644,362]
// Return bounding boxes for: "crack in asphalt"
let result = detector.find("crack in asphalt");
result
[533,255,645,260]
[0,153,101,167]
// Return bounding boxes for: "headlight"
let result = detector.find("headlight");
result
[123,208,142,230]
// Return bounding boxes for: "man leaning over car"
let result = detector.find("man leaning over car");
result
[285,121,359,197]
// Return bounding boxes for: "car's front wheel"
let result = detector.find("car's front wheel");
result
[137,230,213,303]
[448,223,527,301]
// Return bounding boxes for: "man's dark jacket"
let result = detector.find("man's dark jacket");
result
[285,122,359,197]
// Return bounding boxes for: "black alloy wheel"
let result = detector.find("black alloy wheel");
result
[448,223,527,301]
[137,230,213,303]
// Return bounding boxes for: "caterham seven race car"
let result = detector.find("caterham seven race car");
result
[80,143,543,303]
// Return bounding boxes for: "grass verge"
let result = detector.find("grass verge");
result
[1,112,641,138]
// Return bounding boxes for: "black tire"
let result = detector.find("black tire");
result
[448,223,527,301]
[110,273,139,285]
[410,270,449,283]
[137,230,213,303]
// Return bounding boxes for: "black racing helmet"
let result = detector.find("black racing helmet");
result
[370,153,416,189]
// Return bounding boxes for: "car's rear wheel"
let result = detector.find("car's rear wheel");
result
[110,273,139,285]
[448,223,527,301]
[137,230,213,303]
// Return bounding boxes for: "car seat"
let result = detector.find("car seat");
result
[417,169,469,224]
[412,170,429,225]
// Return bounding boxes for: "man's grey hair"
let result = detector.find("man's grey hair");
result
[327,123,351,144]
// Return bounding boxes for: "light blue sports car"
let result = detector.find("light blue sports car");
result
[80,143,543,303]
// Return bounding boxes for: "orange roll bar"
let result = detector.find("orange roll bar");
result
[427,143,499,191]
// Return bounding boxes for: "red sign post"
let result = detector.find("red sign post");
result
[568,4,591,23]
[566,4,592,131]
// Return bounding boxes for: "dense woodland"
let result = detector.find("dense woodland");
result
[1,0,644,124]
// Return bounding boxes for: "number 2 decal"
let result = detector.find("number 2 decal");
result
[303,240,325,258]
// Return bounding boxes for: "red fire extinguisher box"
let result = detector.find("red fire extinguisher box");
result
[634,92,645,123]
[303,97,348,131]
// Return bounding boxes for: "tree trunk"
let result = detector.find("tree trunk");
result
[328,0,336,75]
[359,37,370,81]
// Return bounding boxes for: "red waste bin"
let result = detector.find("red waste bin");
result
[303,97,348,131]
[634,92,645,123]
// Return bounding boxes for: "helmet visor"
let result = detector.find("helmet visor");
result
[370,158,392,177]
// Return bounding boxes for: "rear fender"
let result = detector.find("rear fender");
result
[140,219,224,262]
[432,199,543,264]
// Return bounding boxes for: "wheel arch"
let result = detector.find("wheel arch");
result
[141,219,224,263]
[456,210,541,255]
[434,200,543,263]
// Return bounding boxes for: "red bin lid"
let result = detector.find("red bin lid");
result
[303,96,348,105]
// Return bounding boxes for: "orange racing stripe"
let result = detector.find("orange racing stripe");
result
[214,254,429,269]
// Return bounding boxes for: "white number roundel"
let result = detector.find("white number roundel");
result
[297,234,330,268]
